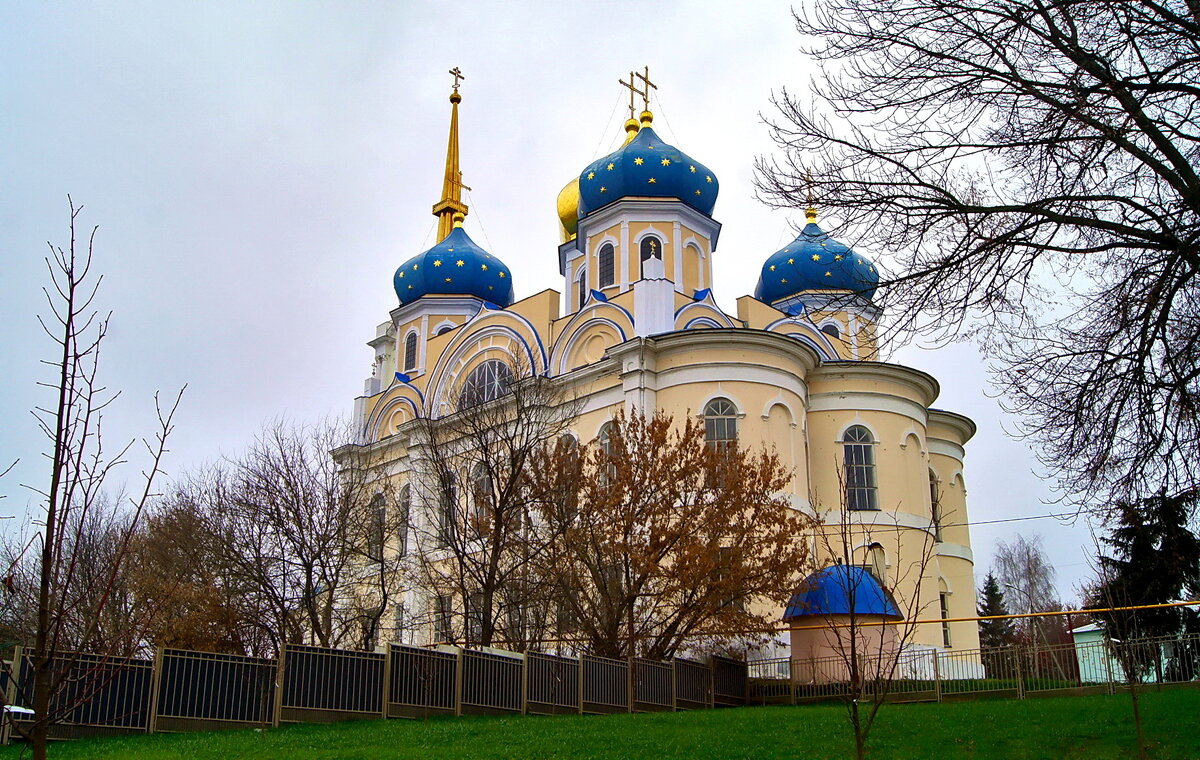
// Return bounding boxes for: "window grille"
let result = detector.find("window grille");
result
[843,425,878,510]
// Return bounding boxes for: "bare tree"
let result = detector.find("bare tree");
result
[407,359,579,650]
[145,419,405,656]
[797,471,938,760]
[993,534,1060,646]
[7,199,183,759]
[529,409,813,660]
[757,1,1200,507]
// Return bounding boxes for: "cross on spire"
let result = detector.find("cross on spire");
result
[618,70,638,119]
[449,66,465,92]
[634,66,656,111]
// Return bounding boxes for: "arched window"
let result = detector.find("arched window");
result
[470,462,493,537]
[843,425,878,510]
[556,434,580,522]
[577,268,588,310]
[820,323,840,340]
[437,325,454,336]
[458,360,512,410]
[864,543,886,585]
[598,244,615,288]
[597,422,616,486]
[367,493,386,561]
[929,470,942,541]
[404,332,419,371]
[398,484,411,556]
[703,397,738,450]
[640,235,662,262]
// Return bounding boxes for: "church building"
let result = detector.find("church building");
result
[352,70,981,659]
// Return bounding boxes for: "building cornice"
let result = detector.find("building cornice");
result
[928,408,978,445]
[810,360,941,408]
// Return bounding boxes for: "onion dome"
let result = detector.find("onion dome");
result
[755,209,878,308]
[783,565,903,621]
[577,111,718,219]
[393,215,514,307]
[556,177,580,243]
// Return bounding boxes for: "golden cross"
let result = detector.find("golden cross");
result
[449,66,465,92]
[618,70,638,119]
[634,65,657,111]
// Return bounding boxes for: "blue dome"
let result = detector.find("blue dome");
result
[754,221,878,309]
[783,565,903,621]
[577,124,718,219]
[393,226,514,307]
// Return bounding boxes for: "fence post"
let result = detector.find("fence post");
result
[670,659,678,712]
[1014,647,1025,700]
[932,649,942,703]
[454,649,464,717]
[577,655,585,715]
[520,652,528,716]
[381,644,393,719]
[272,646,286,728]
[1103,640,1116,695]
[147,648,163,734]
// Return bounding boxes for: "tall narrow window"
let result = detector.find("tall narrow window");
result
[434,595,454,644]
[404,331,418,371]
[398,484,411,556]
[438,473,457,547]
[470,461,493,537]
[556,434,580,523]
[597,422,616,487]
[466,591,486,645]
[365,493,387,561]
[598,244,615,288]
[929,471,942,542]
[939,592,952,647]
[458,359,512,410]
[393,602,407,644]
[863,543,886,585]
[577,268,588,310]
[843,425,878,510]
[703,398,738,451]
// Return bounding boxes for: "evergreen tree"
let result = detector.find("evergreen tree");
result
[977,572,1016,649]
[1091,489,1200,641]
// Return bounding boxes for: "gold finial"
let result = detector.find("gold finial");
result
[639,110,653,128]
[634,66,657,112]
[432,67,471,242]
[622,117,640,145]
[452,211,465,228]
[805,169,817,223]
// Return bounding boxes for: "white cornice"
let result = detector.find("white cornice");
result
[928,408,978,445]
[810,361,940,408]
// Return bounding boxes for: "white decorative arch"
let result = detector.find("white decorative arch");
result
[837,418,880,443]
[696,392,744,418]
[761,398,797,424]
[632,225,671,247]
[432,319,457,336]
[427,317,546,415]
[366,392,423,441]
[899,429,927,455]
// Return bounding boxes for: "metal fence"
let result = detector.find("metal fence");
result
[2,643,747,742]
[748,632,1200,705]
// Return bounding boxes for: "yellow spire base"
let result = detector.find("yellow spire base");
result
[622,118,640,145]
[433,70,470,243]
[806,206,818,223]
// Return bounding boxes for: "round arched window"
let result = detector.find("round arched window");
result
[703,397,738,450]
[457,360,512,410]
[843,425,878,510]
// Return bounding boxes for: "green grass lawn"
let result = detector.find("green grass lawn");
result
[5,689,1198,759]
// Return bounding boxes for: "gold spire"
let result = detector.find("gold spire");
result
[805,169,818,223]
[432,67,471,242]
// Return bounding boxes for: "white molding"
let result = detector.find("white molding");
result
[927,438,967,461]
[810,391,929,426]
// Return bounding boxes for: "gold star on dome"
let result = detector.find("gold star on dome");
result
[781,278,788,284]
[600,186,607,193]
[705,175,712,183]
[433,260,442,267]
[587,171,595,180]
[811,254,821,262]
[648,177,657,184]
[456,260,464,267]
[488,285,494,290]
[412,263,419,270]
[445,277,452,282]
[607,163,615,170]
[788,258,795,264]
[689,166,696,173]
[825,271,832,277]
[634,157,644,165]
[481,264,488,271]
[661,158,670,166]
[834,254,843,261]
[769,265,776,271]
[695,190,701,195]
[448,247,455,251]
[407,284,413,290]
[398,271,405,279]
[498,272,506,278]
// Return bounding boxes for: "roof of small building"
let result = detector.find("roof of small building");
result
[783,565,903,621]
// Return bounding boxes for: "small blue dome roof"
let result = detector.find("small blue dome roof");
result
[783,565,903,621]
[754,220,878,309]
[577,124,718,219]
[393,226,514,307]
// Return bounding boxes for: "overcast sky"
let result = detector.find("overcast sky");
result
[0,1,1101,600]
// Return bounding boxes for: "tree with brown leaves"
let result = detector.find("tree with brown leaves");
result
[530,409,813,660]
